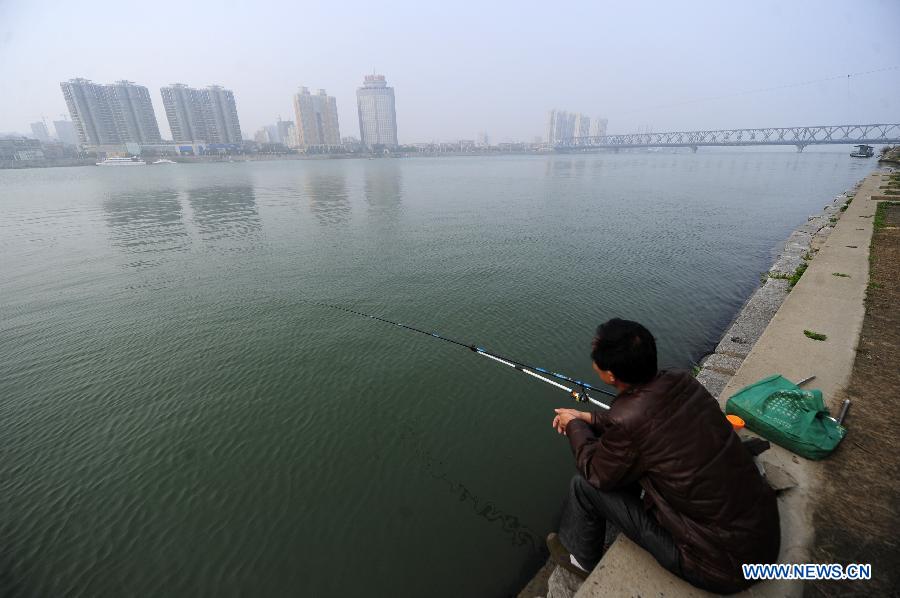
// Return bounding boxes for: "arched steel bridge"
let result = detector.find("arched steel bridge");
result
[555,123,900,152]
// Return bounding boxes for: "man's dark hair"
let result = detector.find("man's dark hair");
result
[591,318,658,385]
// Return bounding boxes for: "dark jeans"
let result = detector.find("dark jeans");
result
[559,474,683,575]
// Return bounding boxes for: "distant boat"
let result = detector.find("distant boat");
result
[850,144,874,158]
[96,156,146,166]
[151,158,176,165]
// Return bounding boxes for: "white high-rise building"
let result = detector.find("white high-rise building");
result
[356,74,398,148]
[160,83,243,144]
[547,110,577,144]
[591,118,608,138]
[292,87,340,147]
[284,122,299,148]
[547,110,559,144]
[60,78,162,145]
[548,109,600,144]
[573,114,591,139]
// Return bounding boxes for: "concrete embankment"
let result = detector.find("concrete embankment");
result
[522,168,891,598]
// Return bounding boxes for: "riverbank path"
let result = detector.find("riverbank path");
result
[569,170,891,598]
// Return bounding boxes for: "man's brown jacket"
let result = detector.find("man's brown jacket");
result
[566,369,780,593]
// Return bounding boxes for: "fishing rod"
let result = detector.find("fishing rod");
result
[304,299,614,409]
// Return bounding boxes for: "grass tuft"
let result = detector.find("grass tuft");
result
[789,262,808,286]
[766,262,808,288]
[874,201,900,231]
[804,330,827,341]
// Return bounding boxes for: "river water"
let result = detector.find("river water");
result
[0,152,873,596]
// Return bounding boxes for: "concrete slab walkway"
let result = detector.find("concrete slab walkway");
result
[570,170,888,598]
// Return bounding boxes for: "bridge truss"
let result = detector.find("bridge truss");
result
[555,123,900,152]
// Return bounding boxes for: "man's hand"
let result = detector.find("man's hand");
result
[552,409,592,435]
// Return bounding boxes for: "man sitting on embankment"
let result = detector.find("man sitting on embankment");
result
[549,318,780,594]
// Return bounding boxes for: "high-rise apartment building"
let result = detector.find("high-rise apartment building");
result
[254,128,271,144]
[109,81,164,143]
[284,122,299,148]
[161,84,204,142]
[206,85,242,143]
[60,78,162,145]
[61,79,115,144]
[356,74,398,148]
[30,121,50,142]
[53,120,79,146]
[276,118,296,146]
[573,114,591,138]
[292,87,340,147]
[547,110,600,144]
[160,83,243,144]
[591,118,608,138]
[547,110,575,144]
[269,118,299,148]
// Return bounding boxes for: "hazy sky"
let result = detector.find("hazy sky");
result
[1,0,898,142]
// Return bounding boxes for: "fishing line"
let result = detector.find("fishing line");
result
[302,299,614,408]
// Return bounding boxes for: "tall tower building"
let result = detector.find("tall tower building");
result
[60,78,162,145]
[160,84,206,142]
[205,85,243,143]
[61,79,117,144]
[591,118,608,138]
[547,110,574,144]
[547,110,558,144]
[30,121,50,142]
[573,114,591,139]
[292,87,341,147]
[563,113,576,140]
[108,81,163,143]
[53,120,79,146]
[548,109,591,144]
[160,83,243,144]
[275,118,297,147]
[356,74,398,148]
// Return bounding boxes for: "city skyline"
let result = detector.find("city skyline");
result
[2,1,899,142]
[23,74,651,146]
[52,73,404,149]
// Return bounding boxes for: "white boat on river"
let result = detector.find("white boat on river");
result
[96,156,147,166]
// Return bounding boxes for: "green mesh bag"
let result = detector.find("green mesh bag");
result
[725,374,846,460]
